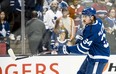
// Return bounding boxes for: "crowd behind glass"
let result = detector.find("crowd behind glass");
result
[0,0,116,55]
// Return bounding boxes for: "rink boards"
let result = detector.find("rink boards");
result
[0,55,116,74]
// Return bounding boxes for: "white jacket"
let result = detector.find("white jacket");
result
[43,9,62,29]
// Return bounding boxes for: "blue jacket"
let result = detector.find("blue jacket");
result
[67,18,110,63]
[0,21,10,37]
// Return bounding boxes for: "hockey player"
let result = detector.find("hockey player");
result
[63,7,110,74]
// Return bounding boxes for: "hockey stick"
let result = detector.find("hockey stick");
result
[8,48,17,60]
[15,55,30,60]
[15,50,52,60]
[8,48,29,60]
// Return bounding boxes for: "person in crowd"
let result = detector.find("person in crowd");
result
[92,0,108,19]
[25,10,46,55]
[11,0,36,36]
[68,0,84,19]
[0,11,10,54]
[104,7,116,35]
[51,29,72,54]
[58,8,76,44]
[104,7,116,53]
[51,7,76,47]
[50,19,61,48]
[62,7,110,74]
[43,0,62,51]
[0,11,16,58]
[43,0,49,16]
[10,0,21,33]
[9,0,22,43]
[35,0,44,20]
[68,0,84,32]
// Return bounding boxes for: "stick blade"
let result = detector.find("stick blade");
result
[8,48,16,60]
[15,56,29,60]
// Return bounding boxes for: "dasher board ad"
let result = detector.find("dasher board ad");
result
[0,55,116,74]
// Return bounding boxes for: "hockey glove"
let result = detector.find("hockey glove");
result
[75,35,83,44]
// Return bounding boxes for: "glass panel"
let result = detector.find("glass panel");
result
[0,0,116,57]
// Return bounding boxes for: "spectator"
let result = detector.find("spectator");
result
[10,0,21,29]
[10,0,22,39]
[104,7,116,53]
[25,11,46,55]
[68,0,84,20]
[51,19,61,48]
[44,0,62,30]
[0,11,15,57]
[43,0,49,15]
[104,7,116,35]
[58,8,76,44]
[43,0,62,50]
[68,0,84,32]
[51,29,71,54]
[92,0,108,19]
[35,0,44,20]
[0,11,10,53]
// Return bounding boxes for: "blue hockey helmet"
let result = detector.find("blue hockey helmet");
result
[82,7,96,16]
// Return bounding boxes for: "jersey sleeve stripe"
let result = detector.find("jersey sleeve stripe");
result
[77,44,88,54]
[80,43,89,50]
